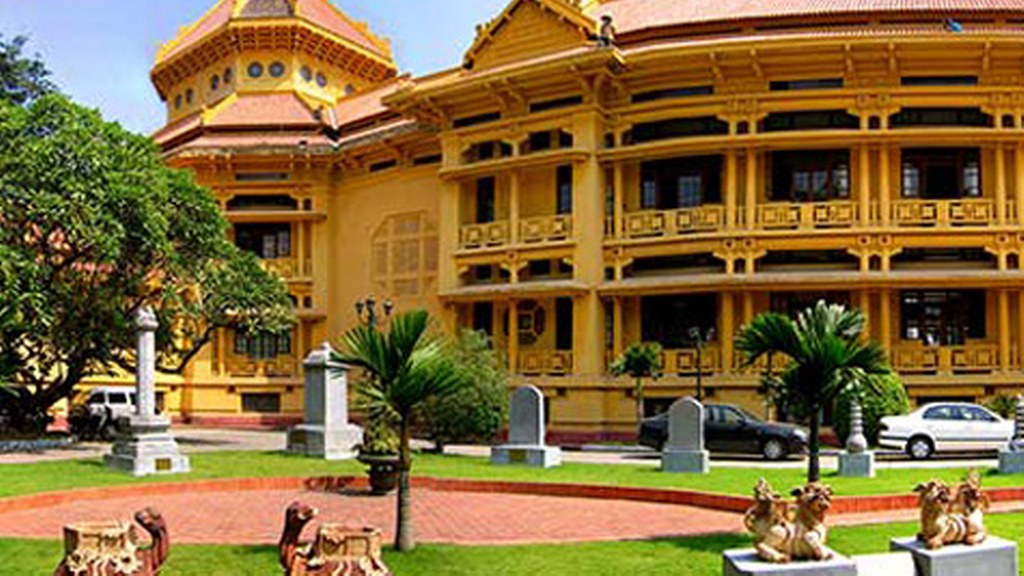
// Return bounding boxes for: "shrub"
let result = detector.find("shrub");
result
[985,395,1019,419]
[833,372,911,446]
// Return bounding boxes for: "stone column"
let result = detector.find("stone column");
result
[999,396,1024,473]
[135,307,158,419]
[287,343,362,460]
[839,400,874,477]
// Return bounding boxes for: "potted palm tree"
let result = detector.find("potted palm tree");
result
[334,309,465,553]
[357,412,400,495]
[736,300,889,483]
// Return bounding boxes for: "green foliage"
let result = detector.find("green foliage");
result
[985,394,1019,419]
[417,330,509,449]
[0,35,54,106]
[833,372,911,446]
[737,301,890,482]
[360,412,400,457]
[611,342,663,423]
[0,94,293,423]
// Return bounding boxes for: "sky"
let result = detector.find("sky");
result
[0,0,509,134]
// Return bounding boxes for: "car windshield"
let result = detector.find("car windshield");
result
[732,406,763,423]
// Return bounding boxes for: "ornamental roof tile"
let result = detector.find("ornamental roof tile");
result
[206,92,317,127]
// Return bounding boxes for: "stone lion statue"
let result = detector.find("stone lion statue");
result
[743,479,834,563]
[916,470,988,549]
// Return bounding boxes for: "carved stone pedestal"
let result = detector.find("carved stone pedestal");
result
[723,548,856,576]
[490,444,562,468]
[662,448,710,474]
[105,416,190,477]
[891,536,1018,576]
[837,451,875,478]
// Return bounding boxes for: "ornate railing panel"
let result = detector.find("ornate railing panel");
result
[459,221,510,250]
[520,215,573,244]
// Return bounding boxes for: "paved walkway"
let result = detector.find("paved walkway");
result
[0,488,742,546]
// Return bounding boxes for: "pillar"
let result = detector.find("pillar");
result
[1018,291,1024,373]
[572,110,607,376]
[859,145,871,225]
[745,148,758,229]
[508,300,519,373]
[135,307,158,418]
[996,145,1008,225]
[721,292,735,374]
[1017,145,1024,225]
[859,291,871,341]
[509,170,520,245]
[879,146,891,227]
[879,290,893,356]
[612,297,624,360]
[725,149,738,230]
[1000,290,1011,371]
[743,292,755,326]
[613,163,624,238]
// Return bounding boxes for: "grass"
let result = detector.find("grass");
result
[1,450,1023,500]
[4,514,1024,575]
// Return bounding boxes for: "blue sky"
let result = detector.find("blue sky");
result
[0,0,508,134]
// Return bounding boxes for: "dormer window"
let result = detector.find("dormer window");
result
[248,62,264,78]
[174,95,182,110]
[224,67,233,84]
[185,89,194,104]
[300,66,312,82]
[316,72,328,88]
[269,62,286,78]
[210,75,220,91]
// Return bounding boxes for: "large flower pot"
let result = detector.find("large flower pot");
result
[357,454,400,495]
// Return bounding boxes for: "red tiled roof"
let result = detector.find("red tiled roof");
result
[207,93,317,127]
[152,112,203,146]
[331,79,405,127]
[294,0,389,58]
[591,0,1024,33]
[159,0,234,63]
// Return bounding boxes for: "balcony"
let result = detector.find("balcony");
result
[662,347,721,375]
[226,357,300,378]
[754,201,857,230]
[622,206,725,239]
[260,258,311,279]
[889,199,996,227]
[459,221,510,250]
[517,350,573,376]
[892,343,999,374]
[519,215,573,245]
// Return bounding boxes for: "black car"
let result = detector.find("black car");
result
[638,403,808,460]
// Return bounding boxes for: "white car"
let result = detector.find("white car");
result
[879,403,1013,459]
[81,387,137,421]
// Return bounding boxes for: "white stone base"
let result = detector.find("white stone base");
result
[287,424,362,461]
[490,444,561,468]
[662,448,710,474]
[104,416,190,477]
[837,451,875,478]
[852,552,915,576]
[723,548,856,576]
[890,536,1018,576]
[998,449,1024,474]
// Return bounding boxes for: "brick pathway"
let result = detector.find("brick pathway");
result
[0,488,743,546]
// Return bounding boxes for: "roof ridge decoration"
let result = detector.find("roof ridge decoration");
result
[463,0,596,70]
[297,0,393,60]
[155,0,234,64]
[238,0,295,19]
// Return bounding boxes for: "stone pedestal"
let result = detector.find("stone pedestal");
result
[837,451,875,478]
[998,449,1024,474]
[287,343,361,460]
[723,548,856,576]
[852,552,915,576]
[490,444,561,468]
[105,416,190,477]
[662,448,710,474]
[890,536,1018,576]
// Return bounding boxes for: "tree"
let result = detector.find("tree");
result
[610,342,663,425]
[417,329,509,452]
[335,310,466,552]
[0,94,294,427]
[0,34,54,106]
[736,301,889,483]
[833,372,910,446]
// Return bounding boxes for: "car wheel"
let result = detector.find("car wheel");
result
[762,438,787,461]
[907,436,934,460]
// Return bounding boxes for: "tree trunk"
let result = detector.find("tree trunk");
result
[635,377,644,426]
[807,407,821,484]
[395,417,415,552]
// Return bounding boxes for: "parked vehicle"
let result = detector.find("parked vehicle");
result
[879,402,1013,459]
[68,387,137,441]
[638,403,808,460]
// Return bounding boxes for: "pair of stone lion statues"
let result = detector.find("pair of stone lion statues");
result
[745,471,989,563]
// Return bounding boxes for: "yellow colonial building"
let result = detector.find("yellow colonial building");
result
[147,0,1024,439]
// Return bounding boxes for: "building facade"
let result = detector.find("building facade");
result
[144,0,1024,439]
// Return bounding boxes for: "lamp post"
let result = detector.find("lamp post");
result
[688,326,715,403]
[355,296,393,330]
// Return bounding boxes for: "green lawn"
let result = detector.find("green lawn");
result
[4,514,1024,575]
[1,450,1022,500]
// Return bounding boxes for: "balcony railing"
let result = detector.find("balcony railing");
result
[622,206,726,239]
[892,344,999,374]
[226,357,299,378]
[520,215,573,245]
[459,221,510,250]
[261,258,307,279]
[517,350,573,376]
[755,201,857,230]
[890,199,994,227]
[662,347,721,375]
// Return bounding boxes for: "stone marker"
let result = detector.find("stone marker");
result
[891,536,1018,576]
[722,548,856,576]
[662,396,709,474]
[105,308,190,476]
[998,395,1024,474]
[287,343,362,460]
[491,385,561,468]
[838,400,875,478]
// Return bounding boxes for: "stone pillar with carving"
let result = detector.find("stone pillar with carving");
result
[287,343,362,460]
[838,400,874,478]
[105,307,190,476]
[999,395,1024,474]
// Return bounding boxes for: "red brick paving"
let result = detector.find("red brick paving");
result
[0,488,743,546]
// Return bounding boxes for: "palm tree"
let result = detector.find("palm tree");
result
[610,342,663,426]
[736,301,889,483]
[334,309,465,552]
